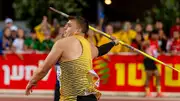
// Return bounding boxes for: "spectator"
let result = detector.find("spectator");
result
[158,29,167,53]
[4,18,13,28]
[53,26,64,42]
[0,33,5,59]
[87,29,98,45]
[145,24,153,33]
[94,24,103,41]
[24,30,40,51]
[34,16,55,42]
[39,34,54,52]
[10,25,18,41]
[167,31,180,55]
[143,30,163,97]
[85,24,102,46]
[135,23,143,35]
[51,18,61,39]
[12,29,25,60]
[98,24,114,46]
[116,21,137,52]
[170,17,180,38]
[131,34,143,50]
[144,24,153,41]
[98,24,121,53]
[87,25,102,46]
[0,30,7,60]
[52,18,60,28]
[4,18,18,33]
[155,20,163,30]
[2,27,12,51]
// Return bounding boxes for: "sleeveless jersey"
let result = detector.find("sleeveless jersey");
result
[59,35,101,101]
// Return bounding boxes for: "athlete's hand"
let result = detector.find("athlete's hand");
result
[114,39,120,45]
[111,36,119,45]
[25,81,37,96]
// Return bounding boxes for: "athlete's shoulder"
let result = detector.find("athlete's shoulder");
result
[55,36,77,46]
[56,36,75,42]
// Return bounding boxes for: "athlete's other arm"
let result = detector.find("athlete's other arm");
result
[25,39,65,95]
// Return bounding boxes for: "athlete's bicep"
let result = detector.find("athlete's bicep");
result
[40,40,63,73]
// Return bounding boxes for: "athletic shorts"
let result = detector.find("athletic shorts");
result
[54,80,60,101]
[77,94,97,101]
[143,58,157,71]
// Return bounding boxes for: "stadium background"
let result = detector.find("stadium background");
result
[0,0,180,101]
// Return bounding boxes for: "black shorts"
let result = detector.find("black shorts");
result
[77,94,97,101]
[54,80,60,101]
[143,58,157,71]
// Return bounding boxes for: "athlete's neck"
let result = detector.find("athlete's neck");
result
[74,33,85,37]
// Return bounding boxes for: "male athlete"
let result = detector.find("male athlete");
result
[25,16,119,101]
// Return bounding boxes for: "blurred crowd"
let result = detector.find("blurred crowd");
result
[0,16,180,60]
[0,16,60,60]
[89,17,180,56]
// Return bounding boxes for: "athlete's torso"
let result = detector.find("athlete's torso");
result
[59,35,100,101]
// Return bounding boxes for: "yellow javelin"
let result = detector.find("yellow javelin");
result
[49,7,180,73]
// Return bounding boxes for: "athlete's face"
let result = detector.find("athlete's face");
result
[64,20,80,37]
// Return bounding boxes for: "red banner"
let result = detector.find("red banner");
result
[0,53,56,90]
[1,53,180,92]
[94,55,180,92]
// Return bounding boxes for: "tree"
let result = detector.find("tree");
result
[13,0,87,29]
[144,0,180,35]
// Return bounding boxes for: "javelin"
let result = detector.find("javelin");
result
[49,7,180,72]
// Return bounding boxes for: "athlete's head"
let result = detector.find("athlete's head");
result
[64,16,89,37]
